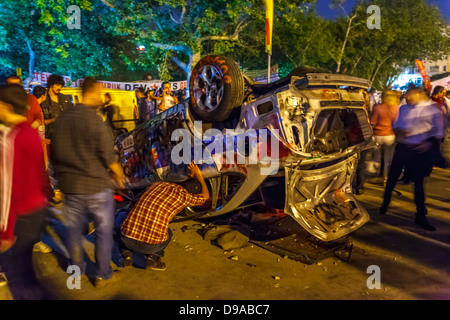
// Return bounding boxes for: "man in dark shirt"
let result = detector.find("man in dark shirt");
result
[50,77,125,288]
[40,74,73,140]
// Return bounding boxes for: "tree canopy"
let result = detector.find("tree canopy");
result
[0,0,448,89]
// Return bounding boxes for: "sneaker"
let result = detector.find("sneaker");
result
[33,241,53,253]
[146,257,166,271]
[121,256,132,268]
[414,217,436,231]
[94,270,121,288]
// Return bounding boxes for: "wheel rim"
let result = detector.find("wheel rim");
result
[192,65,225,112]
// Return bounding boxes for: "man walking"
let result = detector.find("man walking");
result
[50,77,125,287]
[0,84,52,299]
[380,88,445,231]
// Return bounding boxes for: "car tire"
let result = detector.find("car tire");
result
[189,55,244,122]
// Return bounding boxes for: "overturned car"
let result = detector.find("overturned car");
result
[115,55,374,242]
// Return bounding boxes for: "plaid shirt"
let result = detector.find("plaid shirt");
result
[121,182,206,244]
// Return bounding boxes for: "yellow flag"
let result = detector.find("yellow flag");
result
[264,0,274,55]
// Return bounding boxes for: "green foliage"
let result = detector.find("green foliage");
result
[0,0,448,88]
[332,0,450,89]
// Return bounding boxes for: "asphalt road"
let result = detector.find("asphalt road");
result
[4,168,450,301]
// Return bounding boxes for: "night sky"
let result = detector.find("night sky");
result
[314,0,450,21]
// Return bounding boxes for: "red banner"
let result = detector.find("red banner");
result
[415,60,431,93]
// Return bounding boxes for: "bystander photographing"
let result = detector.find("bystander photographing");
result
[157,82,178,112]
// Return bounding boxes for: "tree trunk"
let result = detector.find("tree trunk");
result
[350,54,363,75]
[25,39,35,88]
[370,56,391,85]
[336,14,356,73]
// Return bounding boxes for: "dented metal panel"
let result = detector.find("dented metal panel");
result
[284,153,370,242]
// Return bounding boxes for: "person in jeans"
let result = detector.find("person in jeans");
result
[50,77,125,288]
[380,88,445,231]
[119,162,208,270]
[0,84,52,299]
[369,90,400,182]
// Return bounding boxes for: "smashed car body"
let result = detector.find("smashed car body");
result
[115,55,374,242]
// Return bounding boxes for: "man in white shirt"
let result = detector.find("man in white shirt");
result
[157,82,178,112]
[380,88,445,231]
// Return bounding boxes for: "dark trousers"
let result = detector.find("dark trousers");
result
[353,150,368,192]
[383,143,429,217]
[0,207,49,299]
[119,228,173,261]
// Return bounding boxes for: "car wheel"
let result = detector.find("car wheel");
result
[189,55,244,122]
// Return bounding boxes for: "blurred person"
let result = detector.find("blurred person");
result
[431,86,449,122]
[146,89,158,119]
[177,88,187,102]
[101,93,122,141]
[379,88,446,231]
[362,89,371,115]
[138,90,157,123]
[400,83,417,106]
[29,85,56,254]
[8,81,52,254]
[157,82,178,112]
[136,87,146,99]
[431,86,446,107]
[118,162,208,270]
[136,87,148,124]
[33,85,47,105]
[102,93,114,125]
[50,77,125,288]
[0,84,52,299]
[32,86,49,163]
[352,89,371,194]
[40,75,73,205]
[7,76,44,138]
[40,74,73,140]
[369,90,400,182]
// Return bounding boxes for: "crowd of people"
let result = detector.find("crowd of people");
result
[0,71,449,299]
[0,75,204,299]
[136,82,182,124]
[359,84,449,231]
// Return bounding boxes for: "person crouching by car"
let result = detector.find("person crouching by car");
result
[118,161,208,270]
[0,84,52,299]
